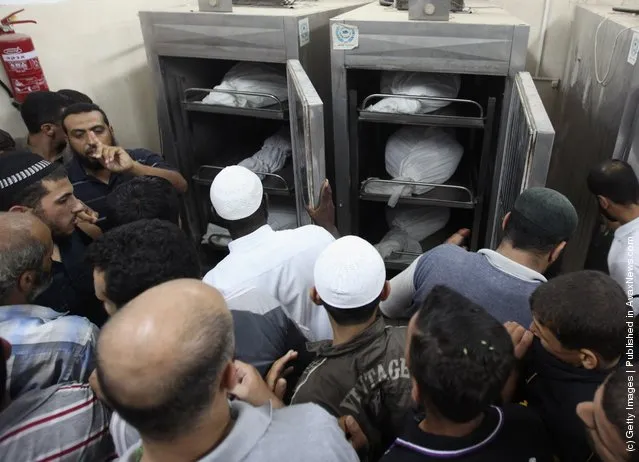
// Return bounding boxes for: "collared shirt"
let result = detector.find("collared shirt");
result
[381,244,545,326]
[379,405,553,462]
[66,148,176,231]
[34,229,108,327]
[0,305,98,399]
[116,401,358,461]
[0,383,116,461]
[203,224,335,341]
[608,216,639,314]
[291,317,412,459]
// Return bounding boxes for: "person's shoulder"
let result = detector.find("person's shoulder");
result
[281,225,335,244]
[126,148,159,159]
[47,314,98,339]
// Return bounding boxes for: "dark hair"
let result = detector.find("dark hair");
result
[20,91,69,134]
[323,297,380,326]
[61,103,110,132]
[588,160,639,205]
[503,210,565,253]
[57,89,93,104]
[107,177,179,227]
[0,130,15,152]
[9,165,68,210]
[530,270,626,361]
[222,197,269,238]
[86,219,200,308]
[602,367,639,461]
[97,308,234,440]
[409,285,514,423]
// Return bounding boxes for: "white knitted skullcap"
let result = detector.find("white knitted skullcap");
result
[314,236,387,309]
[210,166,264,221]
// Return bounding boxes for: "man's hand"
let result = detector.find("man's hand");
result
[307,180,338,237]
[88,132,135,173]
[76,201,98,225]
[230,360,284,409]
[445,228,471,247]
[338,415,369,452]
[504,321,533,360]
[265,350,298,400]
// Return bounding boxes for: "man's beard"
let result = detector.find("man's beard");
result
[27,267,53,303]
[599,204,619,222]
[33,207,74,240]
[72,136,118,172]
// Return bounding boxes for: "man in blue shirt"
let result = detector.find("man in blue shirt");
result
[0,212,97,399]
[62,103,187,230]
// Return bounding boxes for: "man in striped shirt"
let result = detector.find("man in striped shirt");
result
[0,336,115,461]
[0,212,98,398]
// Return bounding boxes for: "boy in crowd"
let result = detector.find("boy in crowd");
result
[514,271,627,462]
[381,285,553,461]
[290,235,412,458]
[106,176,180,226]
[577,367,639,462]
[16,91,70,163]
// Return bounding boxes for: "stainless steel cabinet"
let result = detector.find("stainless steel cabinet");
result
[138,1,368,245]
[329,2,555,269]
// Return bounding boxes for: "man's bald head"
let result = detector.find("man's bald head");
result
[97,279,234,441]
[0,212,53,305]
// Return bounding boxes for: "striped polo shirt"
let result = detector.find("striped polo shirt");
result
[66,148,176,231]
[0,383,116,461]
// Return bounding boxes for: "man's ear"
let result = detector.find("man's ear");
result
[380,281,391,301]
[597,195,609,209]
[41,123,55,137]
[310,287,322,306]
[8,205,30,213]
[549,241,567,265]
[501,212,511,231]
[410,377,420,408]
[220,361,238,392]
[579,349,599,370]
[17,270,35,295]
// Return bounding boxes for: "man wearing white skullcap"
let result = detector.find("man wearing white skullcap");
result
[203,165,335,341]
[289,236,412,460]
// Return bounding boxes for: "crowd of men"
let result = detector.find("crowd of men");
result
[0,90,636,462]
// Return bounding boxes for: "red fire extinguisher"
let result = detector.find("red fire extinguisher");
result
[0,9,48,103]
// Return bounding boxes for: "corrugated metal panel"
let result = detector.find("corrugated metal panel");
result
[490,72,555,247]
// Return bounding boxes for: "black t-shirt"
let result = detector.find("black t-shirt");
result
[522,338,610,462]
[34,229,108,327]
[379,404,553,462]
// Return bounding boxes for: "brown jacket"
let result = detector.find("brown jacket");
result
[291,317,413,457]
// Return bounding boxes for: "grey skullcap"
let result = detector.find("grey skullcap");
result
[512,187,578,241]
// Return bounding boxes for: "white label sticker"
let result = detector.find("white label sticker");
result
[332,23,359,50]
[298,18,310,47]
[628,32,639,66]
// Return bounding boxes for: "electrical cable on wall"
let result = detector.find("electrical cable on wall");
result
[593,15,638,87]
